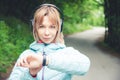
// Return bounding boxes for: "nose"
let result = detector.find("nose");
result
[45,28,50,36]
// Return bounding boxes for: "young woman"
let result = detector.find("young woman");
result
[8,4,90,80]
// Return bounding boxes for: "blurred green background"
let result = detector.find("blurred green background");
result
[0,0,104,73]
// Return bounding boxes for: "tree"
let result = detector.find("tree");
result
[104,0,120,51]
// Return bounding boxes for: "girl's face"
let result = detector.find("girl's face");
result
[36,16,58,44]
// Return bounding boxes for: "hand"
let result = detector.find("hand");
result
[17,53,43,76]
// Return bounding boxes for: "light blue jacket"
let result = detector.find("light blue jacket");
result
[8,41,90,80]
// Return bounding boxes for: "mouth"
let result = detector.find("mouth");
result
[43,37,51,40]
[44,37,50,39]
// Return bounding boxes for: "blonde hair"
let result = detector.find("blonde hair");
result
[33,5,64,44]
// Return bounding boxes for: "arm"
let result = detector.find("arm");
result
[47,47,90,75]
[8,67,37,80]
[8,50,38,80]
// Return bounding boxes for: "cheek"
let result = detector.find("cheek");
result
[53,30,58,36]
[37,29,42,36]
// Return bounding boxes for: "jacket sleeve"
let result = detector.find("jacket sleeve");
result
[8,50,38,80]
[47,47,90,75]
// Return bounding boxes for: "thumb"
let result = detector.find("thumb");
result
[20,62,29,68]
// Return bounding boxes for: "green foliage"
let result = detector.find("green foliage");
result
[63,22,91,35]
[0,17,33,73]
[0,21,10,72]
[62,0,104,34]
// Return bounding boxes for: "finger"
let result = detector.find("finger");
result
[16,61,20,66]
[16,58,23,66]
[19,57,27,67]
[16,56,29,67]
[23,57,28,64]
[21,63,29,67]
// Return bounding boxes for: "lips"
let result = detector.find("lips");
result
[43,37,51,41]
[43,37,51,39]
[42,37,52,43]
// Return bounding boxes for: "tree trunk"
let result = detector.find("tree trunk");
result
[104,0,120,51]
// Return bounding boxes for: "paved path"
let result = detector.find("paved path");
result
[64,27,120,80]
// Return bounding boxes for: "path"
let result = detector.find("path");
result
[64,27,120,80]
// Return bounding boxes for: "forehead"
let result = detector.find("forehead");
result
[42,16,53,25]
[35,7,59,25]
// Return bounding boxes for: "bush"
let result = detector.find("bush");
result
[0,21,10,72]
[0,17,33,73]
[63,22,91,35]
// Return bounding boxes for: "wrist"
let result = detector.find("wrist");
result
[42,55,49,66]
[31,74,37,78]
[29,71,37,78]
[42,54,46,66]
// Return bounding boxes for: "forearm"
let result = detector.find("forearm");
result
[9,50,39,80]
[8,66,37,80]
[47,47,90,75]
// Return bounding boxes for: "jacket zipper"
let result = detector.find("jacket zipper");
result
[42,45,46,80]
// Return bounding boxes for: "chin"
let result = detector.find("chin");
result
[42,39,54,44]
[43,41,52,44]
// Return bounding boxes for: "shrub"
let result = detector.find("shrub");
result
[0,17,33,73]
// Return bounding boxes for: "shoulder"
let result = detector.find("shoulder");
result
[29,41,44,51]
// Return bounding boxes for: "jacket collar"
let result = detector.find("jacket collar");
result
[29,41,66,51]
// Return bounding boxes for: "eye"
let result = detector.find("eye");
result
[38,25,44,29]
[50,25,56,29]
